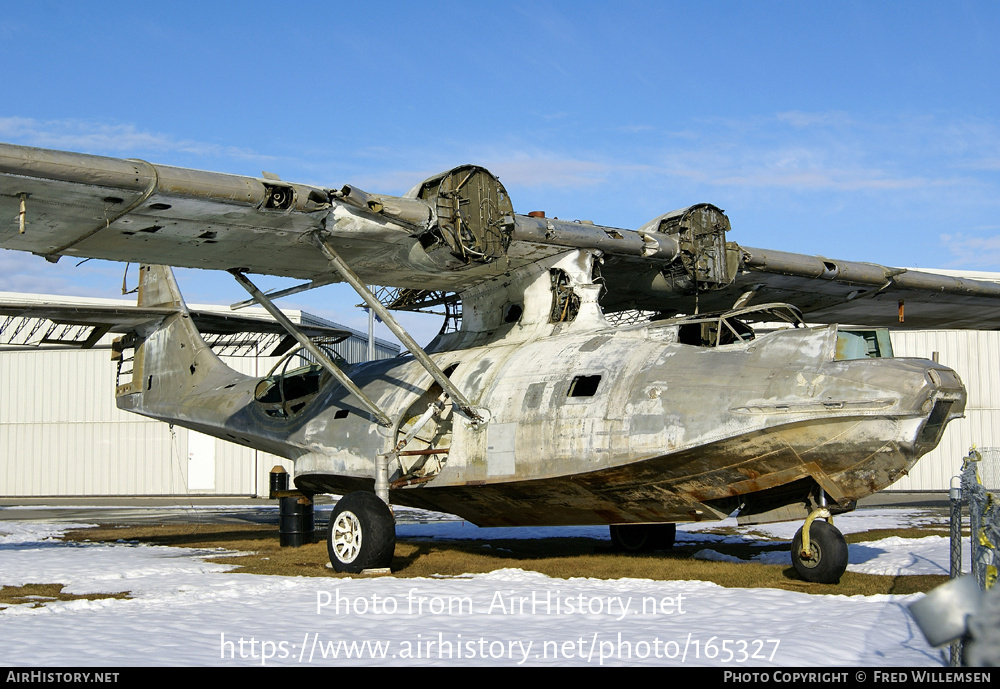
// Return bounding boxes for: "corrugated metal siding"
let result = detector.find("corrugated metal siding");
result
[888,330,1000,491]
[328,336,399,364]
[1,347,184,496]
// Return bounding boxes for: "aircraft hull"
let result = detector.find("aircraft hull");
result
[294,411,940,526]
[290,325,964,526]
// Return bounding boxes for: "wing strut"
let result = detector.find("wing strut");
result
[312,233,486,425]
[229,276,340,311]
[228,269,393,428]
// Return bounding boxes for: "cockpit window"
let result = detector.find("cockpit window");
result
[670,303,804,348]
[836,329,894,360]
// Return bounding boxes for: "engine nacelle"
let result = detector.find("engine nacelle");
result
[639,203,740,294]
[406,165,514,270]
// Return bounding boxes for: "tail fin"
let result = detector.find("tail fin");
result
[116,266,243,421]
[136,264,188,310]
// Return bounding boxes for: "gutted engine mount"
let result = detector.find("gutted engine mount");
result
[410,165,514,270]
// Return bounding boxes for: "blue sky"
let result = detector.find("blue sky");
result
[2,1,999,343]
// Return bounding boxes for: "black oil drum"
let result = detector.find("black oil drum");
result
[279,495,314,547]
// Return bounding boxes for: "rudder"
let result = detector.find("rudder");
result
[136,264,188,311]
[115,265,237,410]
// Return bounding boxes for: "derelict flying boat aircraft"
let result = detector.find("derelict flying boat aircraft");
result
[1,142,994,582]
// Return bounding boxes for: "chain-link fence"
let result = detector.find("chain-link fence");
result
[971,447,1000,496]
[961,450,1000,590]
[947,449,1000,665]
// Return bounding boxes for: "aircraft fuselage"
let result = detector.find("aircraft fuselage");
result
[120,307,965,527]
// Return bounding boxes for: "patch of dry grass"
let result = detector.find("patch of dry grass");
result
[62,522,950,596]
[0,583,131,610]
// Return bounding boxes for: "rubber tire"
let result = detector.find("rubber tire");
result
[327,492,396,574]
[610,523,676,552]
[791,520,848,584]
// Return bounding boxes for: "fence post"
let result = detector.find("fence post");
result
[963,451,985,588]
[949,474,964,667]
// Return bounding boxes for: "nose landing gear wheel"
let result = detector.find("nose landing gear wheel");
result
[792,519,848,584]
[327,491,396,574]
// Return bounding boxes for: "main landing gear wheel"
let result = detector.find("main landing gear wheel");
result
[610,523,676,552]
[327,491,396,574]
[791,519,848,584]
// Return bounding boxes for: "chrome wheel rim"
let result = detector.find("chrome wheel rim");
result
[332,510,362,563]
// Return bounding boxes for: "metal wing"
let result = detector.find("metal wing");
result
[730,247,1000,329]
[0,299,351,352]
[0,143,559,290]
[4,141,1000,329]
[599,244,1000,330]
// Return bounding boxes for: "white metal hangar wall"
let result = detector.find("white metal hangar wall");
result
[0,291,400,498]
[865,268,1000,493]
[888,317,1000,490]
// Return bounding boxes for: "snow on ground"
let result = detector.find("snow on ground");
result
[0,508,958,667]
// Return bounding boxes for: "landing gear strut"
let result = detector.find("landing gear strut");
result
[327,492,396,574]
[791,509,848,584]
